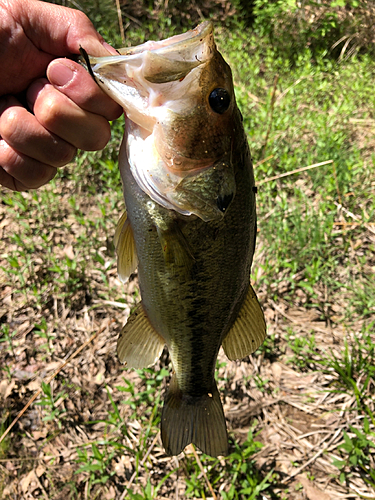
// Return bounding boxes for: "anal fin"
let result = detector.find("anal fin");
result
[222,284,266,361]
[117,302,165,369]
[114,210,138,283]
[161,374,228,457]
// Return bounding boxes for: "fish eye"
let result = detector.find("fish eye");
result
[209,88,230,114]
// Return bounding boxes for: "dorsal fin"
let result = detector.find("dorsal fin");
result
[222,284,266,360]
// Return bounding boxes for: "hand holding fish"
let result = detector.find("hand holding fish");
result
[0,0,122,191]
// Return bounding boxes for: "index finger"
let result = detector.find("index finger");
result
[46,59,123,121]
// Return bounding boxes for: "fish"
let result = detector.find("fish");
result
[80,21,266,458]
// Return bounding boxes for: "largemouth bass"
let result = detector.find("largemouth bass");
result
[80,21,266,457]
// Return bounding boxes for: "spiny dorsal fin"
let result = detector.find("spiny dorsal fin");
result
[117,302,165,369]
[114,211,137,283]
[222,284,266,360]
[161,374,228,457]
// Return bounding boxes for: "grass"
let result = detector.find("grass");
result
[1,1,375,499]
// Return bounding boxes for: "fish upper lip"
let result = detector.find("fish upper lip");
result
[116,21,213,58]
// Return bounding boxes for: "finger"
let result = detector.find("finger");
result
[47,59,122,121]
[0,140,56,191]
[0,95,76,168]
[28,80,112,151]
[21,0,115,57]
[0,166,28,192]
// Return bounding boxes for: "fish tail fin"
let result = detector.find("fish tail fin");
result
[161,374,228,457]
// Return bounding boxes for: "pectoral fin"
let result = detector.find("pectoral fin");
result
[114,211,138,283]
[117,302,165,368]
[222,284,266,360]
[155,222,195,270]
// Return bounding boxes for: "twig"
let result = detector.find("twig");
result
[191,445,217,500]
[122,11,143,26]
[332,162,342,205]
[114,0,125,44]
[33,470,49,500]
[335,202,375,236]
[0,324,110,445]
[276,75,311,105]
[258,159,333,185]
[333,222,374,227]
[254,155,274,168]
[121,433,159,499]
[93,299,129,309]
[348,483,375,500]
[259,74,279,160]
[0,455,64,462]
[281,427,342,483]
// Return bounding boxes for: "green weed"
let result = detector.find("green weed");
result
[0,324,17,356]
[285,330,318,370]
[36,382,68,429]
[321,326,375,415]
[75,443,117,497]
[332,418,375,486]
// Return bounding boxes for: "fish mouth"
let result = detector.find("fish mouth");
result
[80,21,236,221]
[79,21,214,130]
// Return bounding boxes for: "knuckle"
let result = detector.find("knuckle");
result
[35,94,61,129]
[0,107,21,143]
[73,9,91,26]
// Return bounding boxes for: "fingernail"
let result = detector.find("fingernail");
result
[48,61,75,87]
[102,41,118,55]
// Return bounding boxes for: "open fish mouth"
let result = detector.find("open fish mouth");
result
[80,21,238,221]
[79,21,214,135]
[81,22,213,100]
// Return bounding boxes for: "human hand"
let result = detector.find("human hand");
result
[0,0,122,191]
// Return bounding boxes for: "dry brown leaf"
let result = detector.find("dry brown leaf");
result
[32,429,48,440]
[104,485,116,499]
[298,475,331,500]
[26,379,41,391]
[35,464,46,477]
[0,379,16,399]
[63,244,75,260]
[271,362,282,383]
[20,470,37,493]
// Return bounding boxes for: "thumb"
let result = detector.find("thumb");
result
[18,0,112,57]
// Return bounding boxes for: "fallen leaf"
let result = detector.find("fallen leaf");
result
[0,379,16,399]
[298,475,331,500]
[20,470,37,494]
[35,464,46,477]
[271,362,282,383]
[32,429,48,440]
[63,244,75,260]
